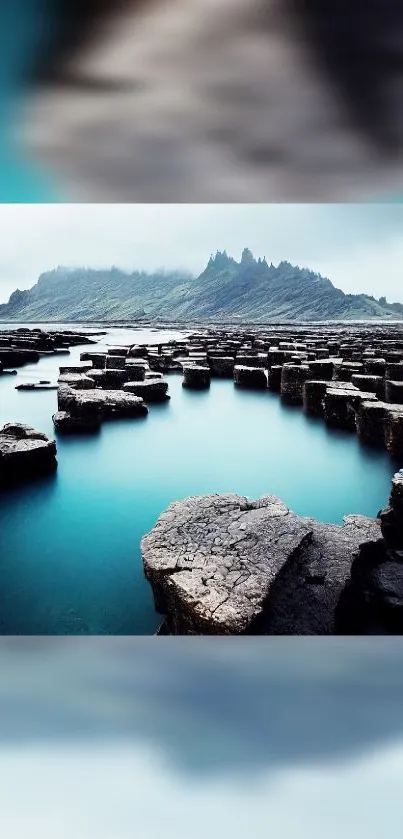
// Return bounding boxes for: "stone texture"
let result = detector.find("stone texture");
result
[57,384,148,426]
[234,365,267,389]
[141,494,380,635]
[0,423,57,484]
[123,379,169,401]
[385,380,403,404]
[182,365,211,389]
[281,364,310,404]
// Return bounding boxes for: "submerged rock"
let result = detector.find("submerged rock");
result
[0,423,57,485]
[141,494,380,635]
[15,382,58,391]
[209,356,235,378]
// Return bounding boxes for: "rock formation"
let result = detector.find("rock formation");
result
[141,494,380,635]
[0,423,57,485]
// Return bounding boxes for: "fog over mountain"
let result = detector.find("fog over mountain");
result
[1,248,402,322]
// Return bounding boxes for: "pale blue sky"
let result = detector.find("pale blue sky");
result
[0,204,402,304]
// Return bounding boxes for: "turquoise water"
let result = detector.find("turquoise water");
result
[0,326,400,634]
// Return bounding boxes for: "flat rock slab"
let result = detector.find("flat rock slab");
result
[58,385,148,420]
[141,494,381,635]
[0,423,57,485]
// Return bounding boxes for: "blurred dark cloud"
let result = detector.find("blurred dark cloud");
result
[1,638,403,777]
[2,1,403,200]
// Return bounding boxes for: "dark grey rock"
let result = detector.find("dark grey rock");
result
[182,365,211,389]
[234,365,267,389]
[0,423,57,485]
[141,493,380,635]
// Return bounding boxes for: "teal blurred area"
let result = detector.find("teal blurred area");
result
[0,0,59,201]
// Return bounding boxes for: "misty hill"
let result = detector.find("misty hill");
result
[1,249,402,322]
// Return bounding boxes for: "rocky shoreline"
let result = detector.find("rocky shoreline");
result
[1,322,403,634]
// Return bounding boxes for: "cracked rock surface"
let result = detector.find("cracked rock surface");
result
[0,423,57,485]
[141,494,381,634]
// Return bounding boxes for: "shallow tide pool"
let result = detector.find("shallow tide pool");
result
[0,326,399,634]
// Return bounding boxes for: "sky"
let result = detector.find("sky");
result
[0,203,403,304]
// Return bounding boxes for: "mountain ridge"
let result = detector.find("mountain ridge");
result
[1,249,402,322]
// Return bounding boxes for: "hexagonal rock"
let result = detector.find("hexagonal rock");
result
[281,364,310,404]
[182,365,211,389]
[124,361,148,381]
[386,363,403,381]
[58,372,95,389]
[123,379,169,402]
[308,360,334,380]
[209,356,235,378]
[106,354,126,370]
[141,494,381,635]
[53,411,101,434]
[267,365,282,392]
[351,374,384,398]
[234,365,267,389]
[57,384,148,423]
[79,352,107,368]
[324,388,377,430]
[385,412,403,456]
[385,380,403,404]
[355,401,389,446]
[0,423,57,484]
[302,380,328,416]
[87,369,126,389]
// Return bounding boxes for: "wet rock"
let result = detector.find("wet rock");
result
[79,351,107,368]
[52,410,101,433]
[59,365,92,375]
[209,356,235,378]
[234,365,267,389]
[58,372,95,389]
[86,369,126,389]
[281,364,310,404]
[384,412,403,456]
[386,363,403,381]
[324,388,377,430]
[267,365,282,392]
[106,354,126,370]
[123,379,169,402]
[363,358,386,376]
[0,348,40,367]
[355,401,389,446]
[57,384,148,424]
[308,360,334,380]
[15,382,58,391]
[351,374,384,399]
[124,361,148,380]
[182,365,211,389]
[0,423,57,485]
[336,362,364,382]
[302,380,328,416]
[385,380,403,404]
[336,540,403,634]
